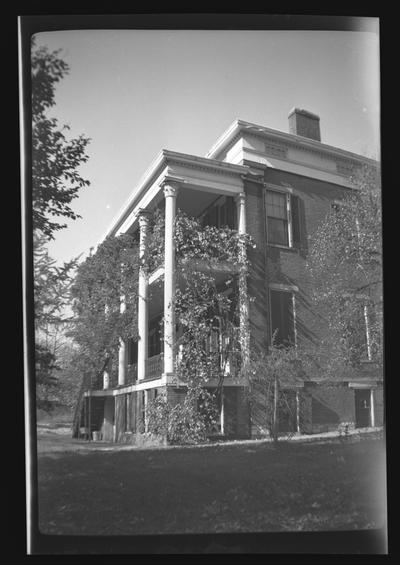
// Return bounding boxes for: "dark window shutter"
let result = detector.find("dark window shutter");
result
[290,194,301,247]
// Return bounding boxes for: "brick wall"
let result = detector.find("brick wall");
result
[300,383,385,433]
[223,386,251,439]
[243,169,357,359]
[245,179,270,351]
[304,383,355,433]
[264,169,347,352]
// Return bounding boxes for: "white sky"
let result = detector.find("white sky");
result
[32,27,380,265]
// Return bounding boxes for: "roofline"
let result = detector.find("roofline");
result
[205,118,378,166]
[99,149,248,243]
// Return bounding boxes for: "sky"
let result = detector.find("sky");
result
[31,26,380,266]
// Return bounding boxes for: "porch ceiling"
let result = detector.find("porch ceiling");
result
[176,186,222,218]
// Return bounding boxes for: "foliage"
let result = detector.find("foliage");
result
[31,37,91,239]
[69,208,254,442]
[144,210,254,444]
[306,163,383,370]
[173,212,252,385]
[146,389,219,445]
[34,233,79,410]
[246,337,305,442]
[35,343,60,411]
[34,232,79,329]
[68,234,139,382]
[31,37,91,410]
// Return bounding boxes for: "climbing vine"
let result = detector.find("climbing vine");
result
[70,207,254,443]
[69,233,139,386]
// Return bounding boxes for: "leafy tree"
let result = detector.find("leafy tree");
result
[34,233,79,409]
[68,234,140,386]
[31,37,90,411]
[306,163,383,372]
[31,37,91,239]
[246,337,305,443]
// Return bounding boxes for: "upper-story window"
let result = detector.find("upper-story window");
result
[265,191,289,246]
[265,189,302,249]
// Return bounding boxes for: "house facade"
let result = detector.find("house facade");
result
[76,108,384,442]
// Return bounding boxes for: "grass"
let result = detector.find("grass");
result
[36,427,387,537]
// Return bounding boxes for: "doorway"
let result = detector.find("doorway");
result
[354,388,371,428]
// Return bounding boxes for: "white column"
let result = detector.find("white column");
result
[236,192,250,368]
[137,210,150,381]
[118,339,126,386]
[118,295,126,386]
[220,388,225,435]
[296,390,301,433]
[103,370,110,390]
[163,182,179,377]
[237,191,247,234]
[370,388,375,427]
[144,390,149,432]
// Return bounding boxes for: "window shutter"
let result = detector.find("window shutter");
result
[290,194,302,248]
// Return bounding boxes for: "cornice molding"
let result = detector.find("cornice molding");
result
[168,158,245,178]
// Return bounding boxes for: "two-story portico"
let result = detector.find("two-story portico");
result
[79,150,257,441]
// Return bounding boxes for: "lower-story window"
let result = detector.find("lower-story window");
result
[270,289,296,346]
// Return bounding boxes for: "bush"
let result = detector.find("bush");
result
[146,390,219,445]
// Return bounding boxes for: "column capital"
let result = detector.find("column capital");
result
[138,208,151,226]
[161,177,181,197]
[235,191,246,203]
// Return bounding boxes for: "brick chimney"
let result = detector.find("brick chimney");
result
[288,108,321,142]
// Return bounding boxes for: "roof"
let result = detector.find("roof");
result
[205,118,377,166]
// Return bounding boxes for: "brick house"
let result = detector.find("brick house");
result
[76,108,383,441]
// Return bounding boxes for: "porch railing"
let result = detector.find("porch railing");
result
[126,363,138,385]
[145,352,164,380]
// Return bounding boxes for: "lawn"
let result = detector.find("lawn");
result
[36,431,386,537]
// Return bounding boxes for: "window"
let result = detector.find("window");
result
[266,191,289,246]
[265,189,302,248]
[270,289,295,346]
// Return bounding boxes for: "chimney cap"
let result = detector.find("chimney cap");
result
[288,107,320,121]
